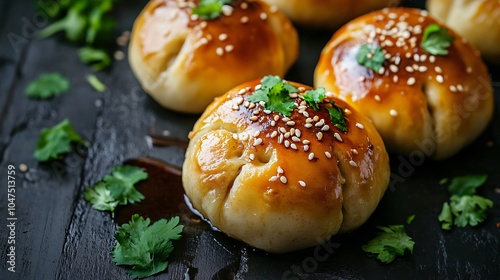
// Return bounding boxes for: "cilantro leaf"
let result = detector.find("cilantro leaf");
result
[87,74,107,92]
[303,87,326,111]
[25,72,70,99]
[111,214,183,278]
[84,182,118,212]
[34,119,86,161]
[421,24,455,56]
[362,225,415,264]
[327,102,348,132]
[356,44,385,72]
[438,202,453,230]
[192,0,233,20]
[79,47,111,71]
[406,214,416,224]
[447,175,488,196]
[38,1,88,42]
[450,195,493,228]
[85,165,148,214]
[248,75,298,116]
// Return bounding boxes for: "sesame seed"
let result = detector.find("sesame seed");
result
[457,84,464,92]
[222,5,233,16]
[269,176,278,182]
[278,134,283,144]
[418,66,428,72]
[249,154,255,160]
[429,56,436,63]
[253,138,263,146]
[270,120,276,126]
[407,77,416,86]
[287,121,296,126]
[277,166,284,174]
[225,45,234,52]
[253,131,261,137]
[308,153,315,161]
[280,176,288,184]
[436,75,444,83]
[389,65,398,73]
[240,134,249,141]
[321,125,330,132]
[282,117,290,122]
[200,21,208,29]
[235,97,244,105]
[390,109,398,116]
[316,132,323,141]
[260,12,267,20]
[374,95,381,102]
[435,66,442,73]
[274,115,280,121]
[349,160,358,167]
[292,136,300,142]
[284,132,291,138]
[270,131,278,138]
[190,14,199,21]
[313,116,319,122]
[315,121,324,127]
[351,149,359,155]
[344,108,352,115]
[263,109,272,114]
[393,75,399,83]
[253,110,260,115]
[302,140,310,145]
[325,151,332,158]
[255,84,262,90]
[232,133,238,140]
[269,5,278,13]
[299,181,306,187]
[303,145,310,151]
[355,123,364,129]
[378,67,385,75]
[232,105,239,110]
[279,127,286,133]
[216,47,224,56]
[414,53,420,62]
[290,128,295,135]
[466,67,473,73]
[358,76,366,82]
[19,163,28,172]
[240,16,249,24]
[219,33,228,41]
[334,132,343,142]
[450,85,457,92]
[238,88,247,95]
[304,123,313,128]
[405,66,414,73]
[306,118,313,123]
[249,102,256,109]
[290,143,298,150]
[249,116,258,121]
[284,140,290,148]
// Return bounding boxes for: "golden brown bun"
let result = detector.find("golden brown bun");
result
[315,8,494,160]
[182,77,390,253]
[428,0,500,64]
[129,0,298,113]
[260,0,401,29]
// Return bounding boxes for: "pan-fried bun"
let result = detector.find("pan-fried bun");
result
[182,76,390,253]
[315,8,494,160]
[129,0,298,113]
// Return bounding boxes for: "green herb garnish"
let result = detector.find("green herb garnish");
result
[86,74,107,92]
[356,44,385,72]
[79,47,111,71]
[111,214,183,278]
[327,102,348,132]
[25,72,70,99]
[362,224,415,264]
[192,0,233,20]
[303,87,326,111]
[438,175,493,230]
[34,119,86,161]
[421,24,455,56]
[248,75,298,116]
[85,165,148,214]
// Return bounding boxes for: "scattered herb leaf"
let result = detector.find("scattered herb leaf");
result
[439,178,449,185]
[192,0,233,20]
[84,182,118,212]
[34,119,86,161]
[79,47,111,71]
[248,75,298,116]
[87,74,107,92]
[421,24,455,56]
[303,87,326,111]
[25,72,70,99]
[406,214,416,224]
[362,225,415,264]
[438,175,493,230]
[327,102,348,132]
[356,44,385,72]
[111,214,183,278]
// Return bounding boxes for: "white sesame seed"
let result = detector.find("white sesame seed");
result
[222,5,233,16]
[313,116,319,122]
[306,118,313,123]
[270,131,278,138]
[274,115,280,121]
[190,14,199,21]
[249,103,256,109]
[374,95,381,102]
[457,84,464,92]
[321,125,330,132]
[290,143,298,150]
[287,121,296,126]
[316,132,323,141]
[358,76,366,82]
[253,130,261,137]
[466,67,472,73]
[225,45,234,52]
[200,21,208,29]
[378,67,386,75]
[269,176,278,182]
[219,33,228,41]
[299,181,306,187]
[280,176,288,184]
[216,47,224,56]
[290,128,295,135]
[349,160,358,167]
[435,66,442,73]
[232,105,239,110]
[250,116,258,121]
[436,75,444,83]
[303,145,310,151]
[260,12,267,20]
[284,132,291,138]
[263,109,272,114]
[292,136,300,142]
[355,123,364,129]
[325,151,332,158]
[249,154,255,160]
[253,110,260,115]
[240,16,249,24]
[315,121,324,127]
[334,132,343,142]
[429,56,436,63]
[278,134,283,144]
[240,134,249,141]
[282,117,290,122]
[418,66,428,72]
[232,133,238,140]
[390,109,398,116]
[405,66,414,73]
[269,5,278,12]
[238,88,247,95]
[279,127,286,133]
[270,120,276,126]
[351,149,359,155]
[284,140,290,148]
[450,85,457,92]
[304,123,313,128]
[308,153,315,161]
[302,140,310,145]
[253,138,263,146]
[393,75,399,83]
[407,77,416,86]
[389,65,398,73]
[277,166,284,174]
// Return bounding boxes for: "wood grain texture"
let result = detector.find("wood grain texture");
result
[1,0,499,279]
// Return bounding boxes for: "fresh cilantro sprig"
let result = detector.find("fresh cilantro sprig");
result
[25,72,70,99]
[303,87,326,111]
[327,102,348,132]
[111,214,183,278]
[79,47,111,71]
[85,165,148,214]
[248,75,298,116]
[438,175,493,230]
[192,0,233,20]
[362,217,415,264]
[34,119,87,161]
[356,44,385,72]
[421,24,455,56]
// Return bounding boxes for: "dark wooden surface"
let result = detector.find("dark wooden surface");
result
[1,0,499,279]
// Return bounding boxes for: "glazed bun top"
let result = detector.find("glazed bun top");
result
[182,76,390,253]
[315,8,494,159]
[427,0,500,64]
[260,0,401,29]
[129,0,298,113]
